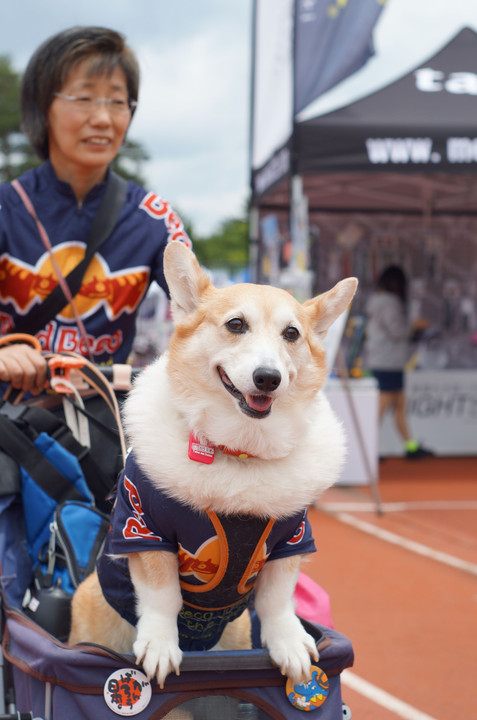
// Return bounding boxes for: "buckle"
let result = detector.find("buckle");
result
[0,401,27,422]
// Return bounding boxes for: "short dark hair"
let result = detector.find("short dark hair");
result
[377,265,407,303]
[21,26,140,160]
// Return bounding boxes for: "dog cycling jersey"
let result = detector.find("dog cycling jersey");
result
[97,451,317,651]
[0,161,191,363]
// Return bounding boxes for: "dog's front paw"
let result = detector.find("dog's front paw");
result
[134,625,183,688]
[261,615,318,683]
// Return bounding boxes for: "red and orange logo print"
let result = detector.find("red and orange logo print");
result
[0,245,149,321]
[139,192,192,247]
[287,520,306,545]
[178,537,220,584]
[122,476,162,542]
[104,668,152,715]
[178,538,269,587]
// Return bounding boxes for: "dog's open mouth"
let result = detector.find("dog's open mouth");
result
[218,367,273,419]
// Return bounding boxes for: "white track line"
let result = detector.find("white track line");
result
[320,500,477,513]
[342,670,439,720]
[330,512,477,576]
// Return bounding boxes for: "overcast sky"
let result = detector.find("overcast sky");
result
[2,1,477,236]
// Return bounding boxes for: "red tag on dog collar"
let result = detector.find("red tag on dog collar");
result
[188,432,215,464]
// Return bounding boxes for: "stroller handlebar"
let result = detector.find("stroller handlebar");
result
[46,356,143,394]
[96,363,143,391]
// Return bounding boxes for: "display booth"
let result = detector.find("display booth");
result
[251,21,477,459]
[380,370,477,457]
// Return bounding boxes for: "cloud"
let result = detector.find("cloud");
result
[131,19,251,234]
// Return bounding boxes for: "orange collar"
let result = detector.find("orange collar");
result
[217,445,255,459]
[188,432,255,464]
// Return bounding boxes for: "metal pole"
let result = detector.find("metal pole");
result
[248,0,259,284]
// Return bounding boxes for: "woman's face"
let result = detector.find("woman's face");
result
[47,58,132,181]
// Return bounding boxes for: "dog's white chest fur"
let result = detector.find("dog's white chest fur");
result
[124,354,346,519]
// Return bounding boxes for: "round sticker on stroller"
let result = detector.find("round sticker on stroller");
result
[286,665,329,711]
[104,668,152,716]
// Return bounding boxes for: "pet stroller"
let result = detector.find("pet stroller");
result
[0,343,354,719]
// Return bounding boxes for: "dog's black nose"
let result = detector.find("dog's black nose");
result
[253,367,281,392]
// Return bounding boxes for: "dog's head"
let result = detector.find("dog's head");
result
[163,242,357,455]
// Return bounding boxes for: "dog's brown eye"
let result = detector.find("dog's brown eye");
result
[283,326,299,342]
[226,317,247,333]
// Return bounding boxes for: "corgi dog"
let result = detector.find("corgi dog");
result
[69,241,357,689]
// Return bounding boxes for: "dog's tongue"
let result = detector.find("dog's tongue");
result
[246,394,273,412]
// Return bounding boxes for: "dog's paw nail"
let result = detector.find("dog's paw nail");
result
[265,628,317,685]
[133,641,147,666]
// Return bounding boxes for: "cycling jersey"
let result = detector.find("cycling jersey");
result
[0,162,191,363]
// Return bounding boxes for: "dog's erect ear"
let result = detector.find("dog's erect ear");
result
[305,277,358,338]
[164,242,211,320]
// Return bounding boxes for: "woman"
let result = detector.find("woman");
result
[365,265,433,459]
[0,27,190,394]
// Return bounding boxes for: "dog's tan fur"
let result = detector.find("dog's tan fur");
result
[69,553,252,653]
[69,242,357,689]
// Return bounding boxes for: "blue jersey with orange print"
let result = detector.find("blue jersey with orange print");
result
[0,162,191,363]
[97,451,316,651]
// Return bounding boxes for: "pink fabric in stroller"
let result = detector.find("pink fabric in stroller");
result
[294,573,334,628]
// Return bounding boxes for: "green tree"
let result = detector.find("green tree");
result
[193,215,249,274]
[0,55,39,181]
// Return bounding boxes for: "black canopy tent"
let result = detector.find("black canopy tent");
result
[254,27,477,299]
[297,27,477,176]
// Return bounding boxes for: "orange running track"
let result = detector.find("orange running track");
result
[306,457,477,720]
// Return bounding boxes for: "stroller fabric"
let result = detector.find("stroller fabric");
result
[3,604,353,719]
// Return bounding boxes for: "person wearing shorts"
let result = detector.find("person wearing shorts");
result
[365,266,433,460]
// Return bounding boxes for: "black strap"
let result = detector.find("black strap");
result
[21,404,114,502]
[84,512,110,578]
[14,171,128,335]
[0,413,84,504]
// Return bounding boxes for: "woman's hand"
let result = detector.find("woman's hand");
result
[0,343,48,394]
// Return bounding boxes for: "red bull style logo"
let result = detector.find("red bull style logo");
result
[0,244,149,321]
[178,538,221,583]
[178,536,268,586]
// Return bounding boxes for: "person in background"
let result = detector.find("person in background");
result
[0,26,191,394]
[365,265,434,460]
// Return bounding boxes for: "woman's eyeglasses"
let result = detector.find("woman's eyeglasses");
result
[54,93,137,115]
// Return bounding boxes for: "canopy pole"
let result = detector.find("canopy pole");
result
[248,0,259,283]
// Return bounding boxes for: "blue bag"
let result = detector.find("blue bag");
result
[11,428,110,640]
[17,431,109,592]
[36,499,110,596]
[21,431,92,574]
[22,497,110,641]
